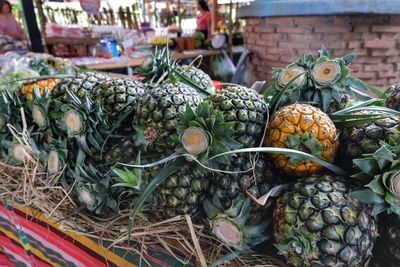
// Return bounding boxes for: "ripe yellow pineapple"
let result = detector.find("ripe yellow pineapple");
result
[264,103,338,176]
[20,78,60,101]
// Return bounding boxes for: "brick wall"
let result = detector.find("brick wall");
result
[244,15,400,87]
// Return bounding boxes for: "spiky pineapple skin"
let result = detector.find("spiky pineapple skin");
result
[133,81,203,154]
[337,116,400,171]
[385,83,400,111]
[52,72,109,103]
[143,163,209,219]
[274,175,377,267]
[206,85,267,148]
[211,155,287,210]
[265,103,338,176]
[20,78,60,101]
[90,78,147,123]
[371,214,400,267]
[180,65,215,94]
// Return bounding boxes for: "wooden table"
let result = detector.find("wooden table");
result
[83,49,222,71]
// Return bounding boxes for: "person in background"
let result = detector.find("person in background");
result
[0,1,25,40]
[196,0,211,39]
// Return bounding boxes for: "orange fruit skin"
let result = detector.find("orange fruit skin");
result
[264,103,338,177]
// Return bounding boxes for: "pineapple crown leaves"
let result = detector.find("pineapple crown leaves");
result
[112,153,143,190]
[330,99,400,128]
[175,103,241,166]
[203,194,269,252]
[351,140,400,215]
[285,133,323,164]
[275,227,315,263]
[266,47,380,113]
[70,165,119,214]
[136,47,210,97]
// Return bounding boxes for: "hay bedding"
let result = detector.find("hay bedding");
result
[0,123,285,267]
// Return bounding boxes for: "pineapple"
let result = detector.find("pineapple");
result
[51,72,109,104]
[70,165,120,214]
[274,175,377,267]
[336,116,400,172]
[178,65,215,95]
[206,84,268,148]
[203,155,287,251]
[175,102,241,167]
[351,140,400,215]
[203,195,269,252]
[267,48,365,113]
[20,78,60,101]
[371,214,400,267]
[264,103,338,176]
[90,78,147,123]
[132,81,203,154]
[385,83,400,111]
[114,162,210,219]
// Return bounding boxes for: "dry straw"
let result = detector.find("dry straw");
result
[0,111,285,267]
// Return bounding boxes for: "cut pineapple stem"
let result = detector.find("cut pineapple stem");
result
[77,186,96,208]
[311,60,341,85]
[213,218,242,248]
[32,105,47,128]
[12,143,27,162]
[65,110,84,135]
[391,173,400,197]
[47,150,59,174]
[181,127,209,155]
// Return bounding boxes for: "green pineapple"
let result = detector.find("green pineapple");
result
[206,84,268,148]
[274,175,377,267]
[178,65,215,95]
[203,195,269,252]
[385,83,400,111]
[267,48,368,114]
[336,116,400,172]
[70,165,120,214]
[132,81,203,154]
[114,162,209,219]
[351,140,400,215]
[52,72,109,104]
[90,78,147,123]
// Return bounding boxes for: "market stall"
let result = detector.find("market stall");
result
[2,1,400,267]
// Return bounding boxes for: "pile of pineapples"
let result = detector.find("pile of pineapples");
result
[2,47,400,267]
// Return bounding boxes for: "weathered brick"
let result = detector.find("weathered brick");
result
[356,57,384,64]
[263,54,281,61]
[329,42,347,49]
[333,16,351,25]
[261,33,287,41]
[365,64,393,72]
[371,49,399,56]
[314,26,351,33]
[288,34,312,42]
[265,17,295,26]
[353,26,370,33]
[321,34,344,42]
[342,33,363,40]
[373,79,390,86]
[389,78,400,84]
[378,71,397,78]
[294,16,331,25]
[364,39,396,48]
[255,26,276,33]
[348,41,362,49]
[354,72,377,79]
[255,39,278,47]
[276,27,306,34]
[371,26,400,32]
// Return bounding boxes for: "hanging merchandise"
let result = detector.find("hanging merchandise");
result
[79,0,100,15]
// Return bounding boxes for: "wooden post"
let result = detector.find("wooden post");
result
[177,0,181,29]
[212,0,218,34]
[20,0,44,52]
[34,0,46,34]
[228,0,233,59]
